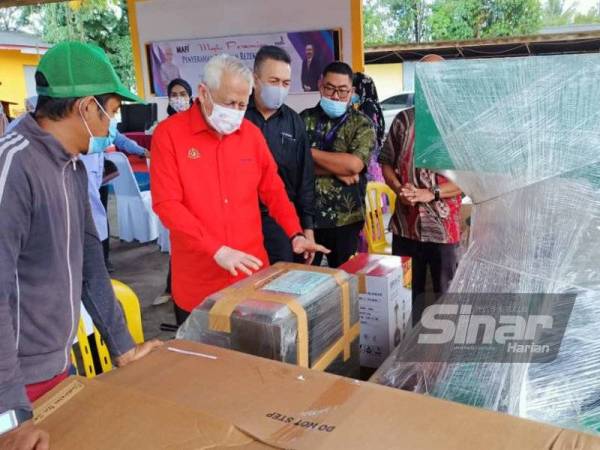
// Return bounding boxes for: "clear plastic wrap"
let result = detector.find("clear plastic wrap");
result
[177,262,360,378]
[372,54,600,435]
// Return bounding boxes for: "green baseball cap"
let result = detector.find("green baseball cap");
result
[36,41,143,103]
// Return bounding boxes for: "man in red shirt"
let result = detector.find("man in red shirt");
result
[151,54,328,324]
[379,55,462,326]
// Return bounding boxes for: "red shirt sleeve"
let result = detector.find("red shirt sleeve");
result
[255,130,303,238]
[436,173,449,185]
[150,122,222,257]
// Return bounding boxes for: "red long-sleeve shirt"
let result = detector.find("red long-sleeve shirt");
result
[150,103,302,311]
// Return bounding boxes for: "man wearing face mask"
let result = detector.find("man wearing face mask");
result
[300,62,376,268]
[150,54,329,325]
[0,41,161,449]
[244,46,316,265]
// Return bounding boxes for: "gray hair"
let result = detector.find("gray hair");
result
[202,54,254,93]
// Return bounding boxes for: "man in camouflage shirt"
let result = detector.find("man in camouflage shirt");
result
[301,62,376,267]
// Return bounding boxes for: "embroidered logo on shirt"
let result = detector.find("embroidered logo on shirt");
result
[188,148,201,159]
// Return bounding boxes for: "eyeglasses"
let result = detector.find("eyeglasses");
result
[322,84,352,100]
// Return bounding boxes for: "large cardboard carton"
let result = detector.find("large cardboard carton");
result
[177,262,360,377]
[341,253,412,368]
[87,341,600,450]
[33,376,269,449]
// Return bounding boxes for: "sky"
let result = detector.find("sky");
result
[568,0,600,12]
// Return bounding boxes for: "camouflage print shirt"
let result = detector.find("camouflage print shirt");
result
[300,104,376,229]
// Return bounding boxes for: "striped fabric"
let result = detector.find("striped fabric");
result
[378,108,461,244]
[0,132,29,206]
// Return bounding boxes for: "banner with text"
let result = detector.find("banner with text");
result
[147,30,340,97]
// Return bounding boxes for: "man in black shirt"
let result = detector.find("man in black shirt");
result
[246,46,316,264]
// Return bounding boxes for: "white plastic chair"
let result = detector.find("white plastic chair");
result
[157,222,171,253]
[145,156,170,254]
[105,152,159,243]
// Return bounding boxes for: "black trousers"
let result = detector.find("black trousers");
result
[174,303,190,326]
[392,235,458,326]
[165,261,172,294]
[99,185,110,264]
[262,213,294,264]
[312,221,364,268]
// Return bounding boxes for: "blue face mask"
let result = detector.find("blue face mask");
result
[258,81,289,110]
[80,98,118,154]
[87,118,118,154]
[351,93,360,105]
[320,97,348,119]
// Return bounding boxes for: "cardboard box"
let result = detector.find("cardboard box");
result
[177,262,360,377]
[341,254,412,368]
[33,376,269,449]
[76,341,600,450]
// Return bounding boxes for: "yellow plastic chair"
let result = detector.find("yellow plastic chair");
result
[364,182,396,254]
[71,279,144,378]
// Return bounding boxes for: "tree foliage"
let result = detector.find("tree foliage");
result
[429,0,542,41]
[0,0,135,91]
[0,6,33,32]
[573,7,600,25]
[363,0,430,44]
[363,0,392,46]
[363,0,600,46]
[542,0,576,26]
[388,0,430,43]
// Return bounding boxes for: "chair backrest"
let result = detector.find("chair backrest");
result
[71,279,144,378]
[111,279,144,344]
[104,151,142,198]
[363,182,397,254]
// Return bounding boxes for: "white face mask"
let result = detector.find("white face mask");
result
[169,96,190,113]
[204,89,245,135]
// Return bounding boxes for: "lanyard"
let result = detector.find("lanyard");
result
[316,112,350,150]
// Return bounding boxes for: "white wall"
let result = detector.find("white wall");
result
[402,61,416,92]
[132,0,354,119]
[23,65,38,99]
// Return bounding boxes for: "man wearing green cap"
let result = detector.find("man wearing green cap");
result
[0,41,161,448]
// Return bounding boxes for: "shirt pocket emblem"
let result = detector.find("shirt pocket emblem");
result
[188,148,201,159]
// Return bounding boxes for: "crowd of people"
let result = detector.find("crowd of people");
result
[0,40,462,448]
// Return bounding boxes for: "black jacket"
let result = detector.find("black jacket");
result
[245,98,315,230]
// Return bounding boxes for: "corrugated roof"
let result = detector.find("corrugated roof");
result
[365,31,600,63]
[0,30,49,49]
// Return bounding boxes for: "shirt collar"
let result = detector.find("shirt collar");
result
[189,99,245,136]
[248,94,284,120]
[189,100,211,135]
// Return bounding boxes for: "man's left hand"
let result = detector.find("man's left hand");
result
[115,339,163,367]
[292,234,329,262]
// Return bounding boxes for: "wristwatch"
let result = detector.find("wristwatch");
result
[431,185,441,202]
[0,409,33,436]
